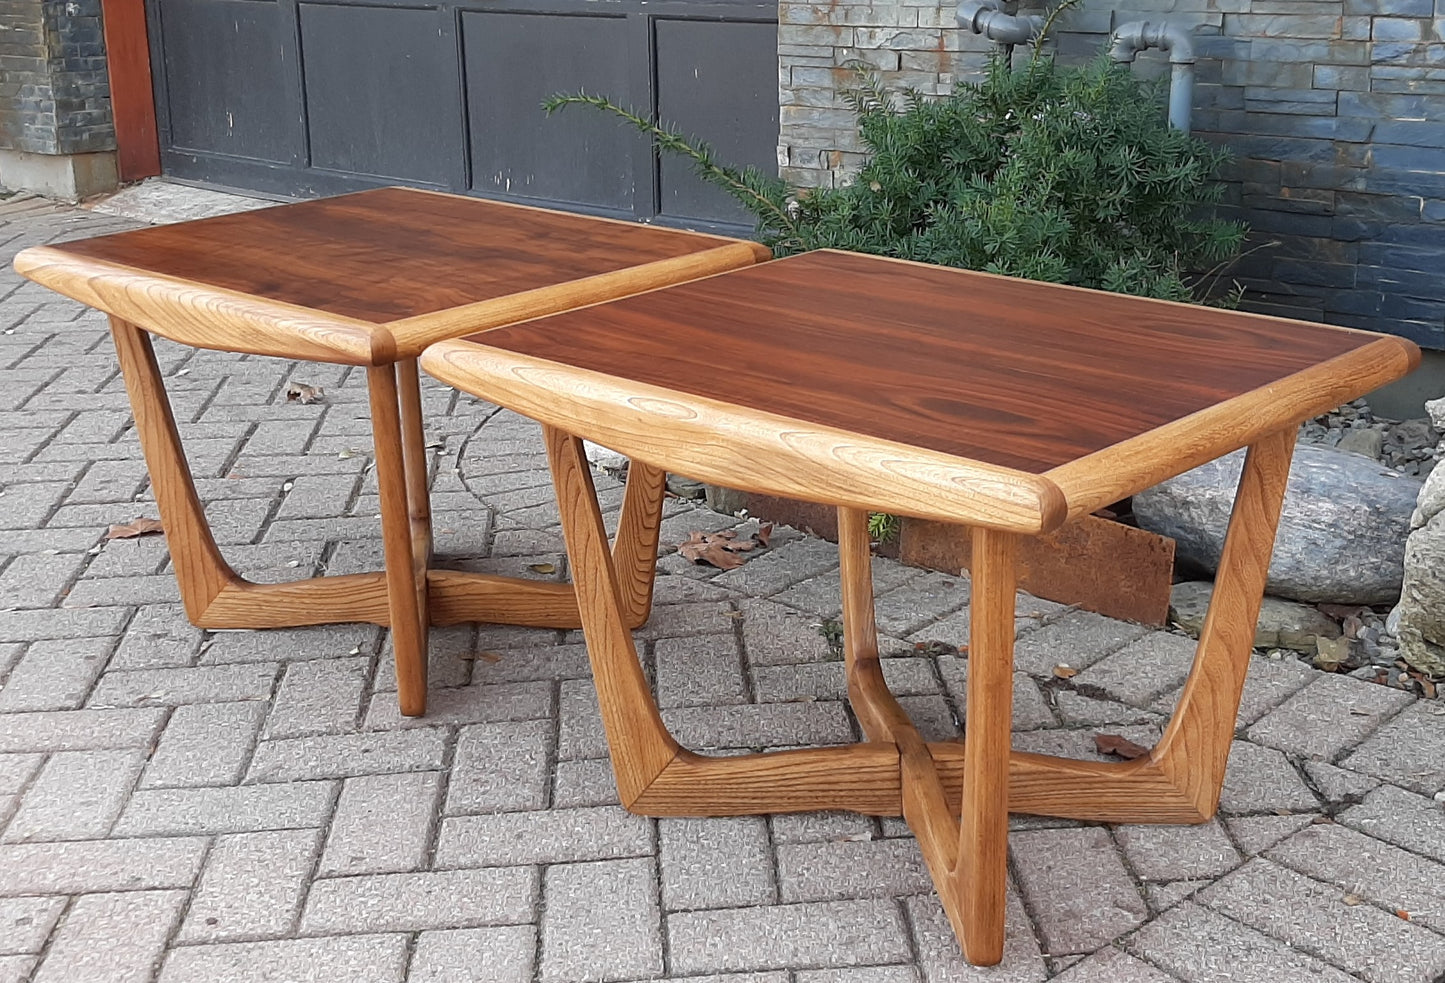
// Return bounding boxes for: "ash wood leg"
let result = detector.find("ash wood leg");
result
[109,316,242,622]
[368,363,430,716]
[398,358,433,633]
[1004,429,1295,822]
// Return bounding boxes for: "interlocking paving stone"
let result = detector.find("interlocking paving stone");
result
[0,551,88,609]
[263,657,369,739]
[1010,826,1148,955]
[3,748,145,842]
[32,889,186,983]
[660,817,776,911]
[936,658,1056,731]
[1153,652,1317,729]
[1051,690,1160,727]
[905,890,1046,983]
[542,858,662,982]
[1114,820,1241,882]
[711,537,839,596]
[0,836,207,895]
[662,701,854,749]
[770,811,875,844]
[738,598,840,666]
[157,934,410,983]
[634,600,740,641]
[656,633,749,708]
[0,605,129,643]
[1246,673,1415,761]
[1197,858,1445,983]
[179,829,319,943]
[1218,740,1320,815]
[0,753,41,795]
[1338,702,1445,794]
[873,571,971,637]
[318,771,440,876]
[1128,901,1355,983]
[114,781,335,836]
[1072,632,1197,707]
[777,837,932,903]
[88,663,279,708]
[436,804,652,868]
[140,701,267,789]
[1266,822,1445,933]
[411,926,537,983]
[111,604,203,670]
[1301,761,1380,805]
[772,558,920,618]
[301,866,537,934]
[1049,947,1177,983]
[198,623,380,666]
[445,719,551,815]
[1,956,41,983]
[1225,814,1318,857]
[669,899,910,975]
[794,969,918,983]
[557,677,608,760]
[246,728,447,782]
[1009,610,1150,677]
[1340,784,1445,864]
[552,757,620,809]
[0,896,66,954]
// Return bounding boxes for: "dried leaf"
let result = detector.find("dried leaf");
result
[105,517,164,540]
[459,651,503,663]
[676,530,757,570]
[285,383,324,404]
[1397,909,1412,921]
[528,563,557,575]
[755,522,774,548]
[1052,664,1078,679]
[1342,893,1362,906]
[1094,733,1150,760]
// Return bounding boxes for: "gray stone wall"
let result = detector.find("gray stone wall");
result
[0,0,114,156]
[777,0,1445,350]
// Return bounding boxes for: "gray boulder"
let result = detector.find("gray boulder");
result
[1399,396,1445,677]
[1169,581,1340,653]
[1134,443,1421,605]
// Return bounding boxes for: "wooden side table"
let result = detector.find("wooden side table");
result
[13,187,769,715]
[420,249,1420,964]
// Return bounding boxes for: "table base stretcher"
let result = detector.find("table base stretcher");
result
[543,423,1294,966]
[109,317,669,716]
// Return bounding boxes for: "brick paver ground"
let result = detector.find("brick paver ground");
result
[2,186,1443,983]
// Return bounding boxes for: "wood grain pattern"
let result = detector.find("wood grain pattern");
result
[421,343,1067,534]
[34,186,762,322]
[469,249,1419,474]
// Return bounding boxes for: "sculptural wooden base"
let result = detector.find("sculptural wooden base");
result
[110,318,667,716]
[544,423,1294,966]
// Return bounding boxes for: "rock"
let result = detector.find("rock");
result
[1135,443,1421,605]
[1397,395,1445,679]
[583,440,628,471]
[666,475,707,499]
[1169,580,1341,653]
[1336,428,1383,460]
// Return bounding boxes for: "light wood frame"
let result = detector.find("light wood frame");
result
[540,420,1294,966]
[109,316,670,715]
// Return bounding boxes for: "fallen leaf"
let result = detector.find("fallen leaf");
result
[1397,909,1412,921]
[1094,733,1150,760]
[528,563,556,575]
[105,517,164,540]
[1052,664,1078,679]
[461,651,503,664]
[285,382,324,404]
[755,522,773,548]
[913,640,960,657]
[1342,893,1362,906]
[677,530,757,570]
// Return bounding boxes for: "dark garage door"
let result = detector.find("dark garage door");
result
[146,0,779,229]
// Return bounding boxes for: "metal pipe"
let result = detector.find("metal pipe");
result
[1108,20,1197,135]
[957,0,1043,48]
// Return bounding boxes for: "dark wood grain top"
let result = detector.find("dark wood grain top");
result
[472,250,1404,473]
[50,187,737,323]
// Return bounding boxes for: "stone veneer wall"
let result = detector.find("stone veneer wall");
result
[777,0,1445,350]
[0,0,113,156]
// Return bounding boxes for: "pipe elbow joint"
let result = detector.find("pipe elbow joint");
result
[957,0,1042,45]
[1109,20,1196,65]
